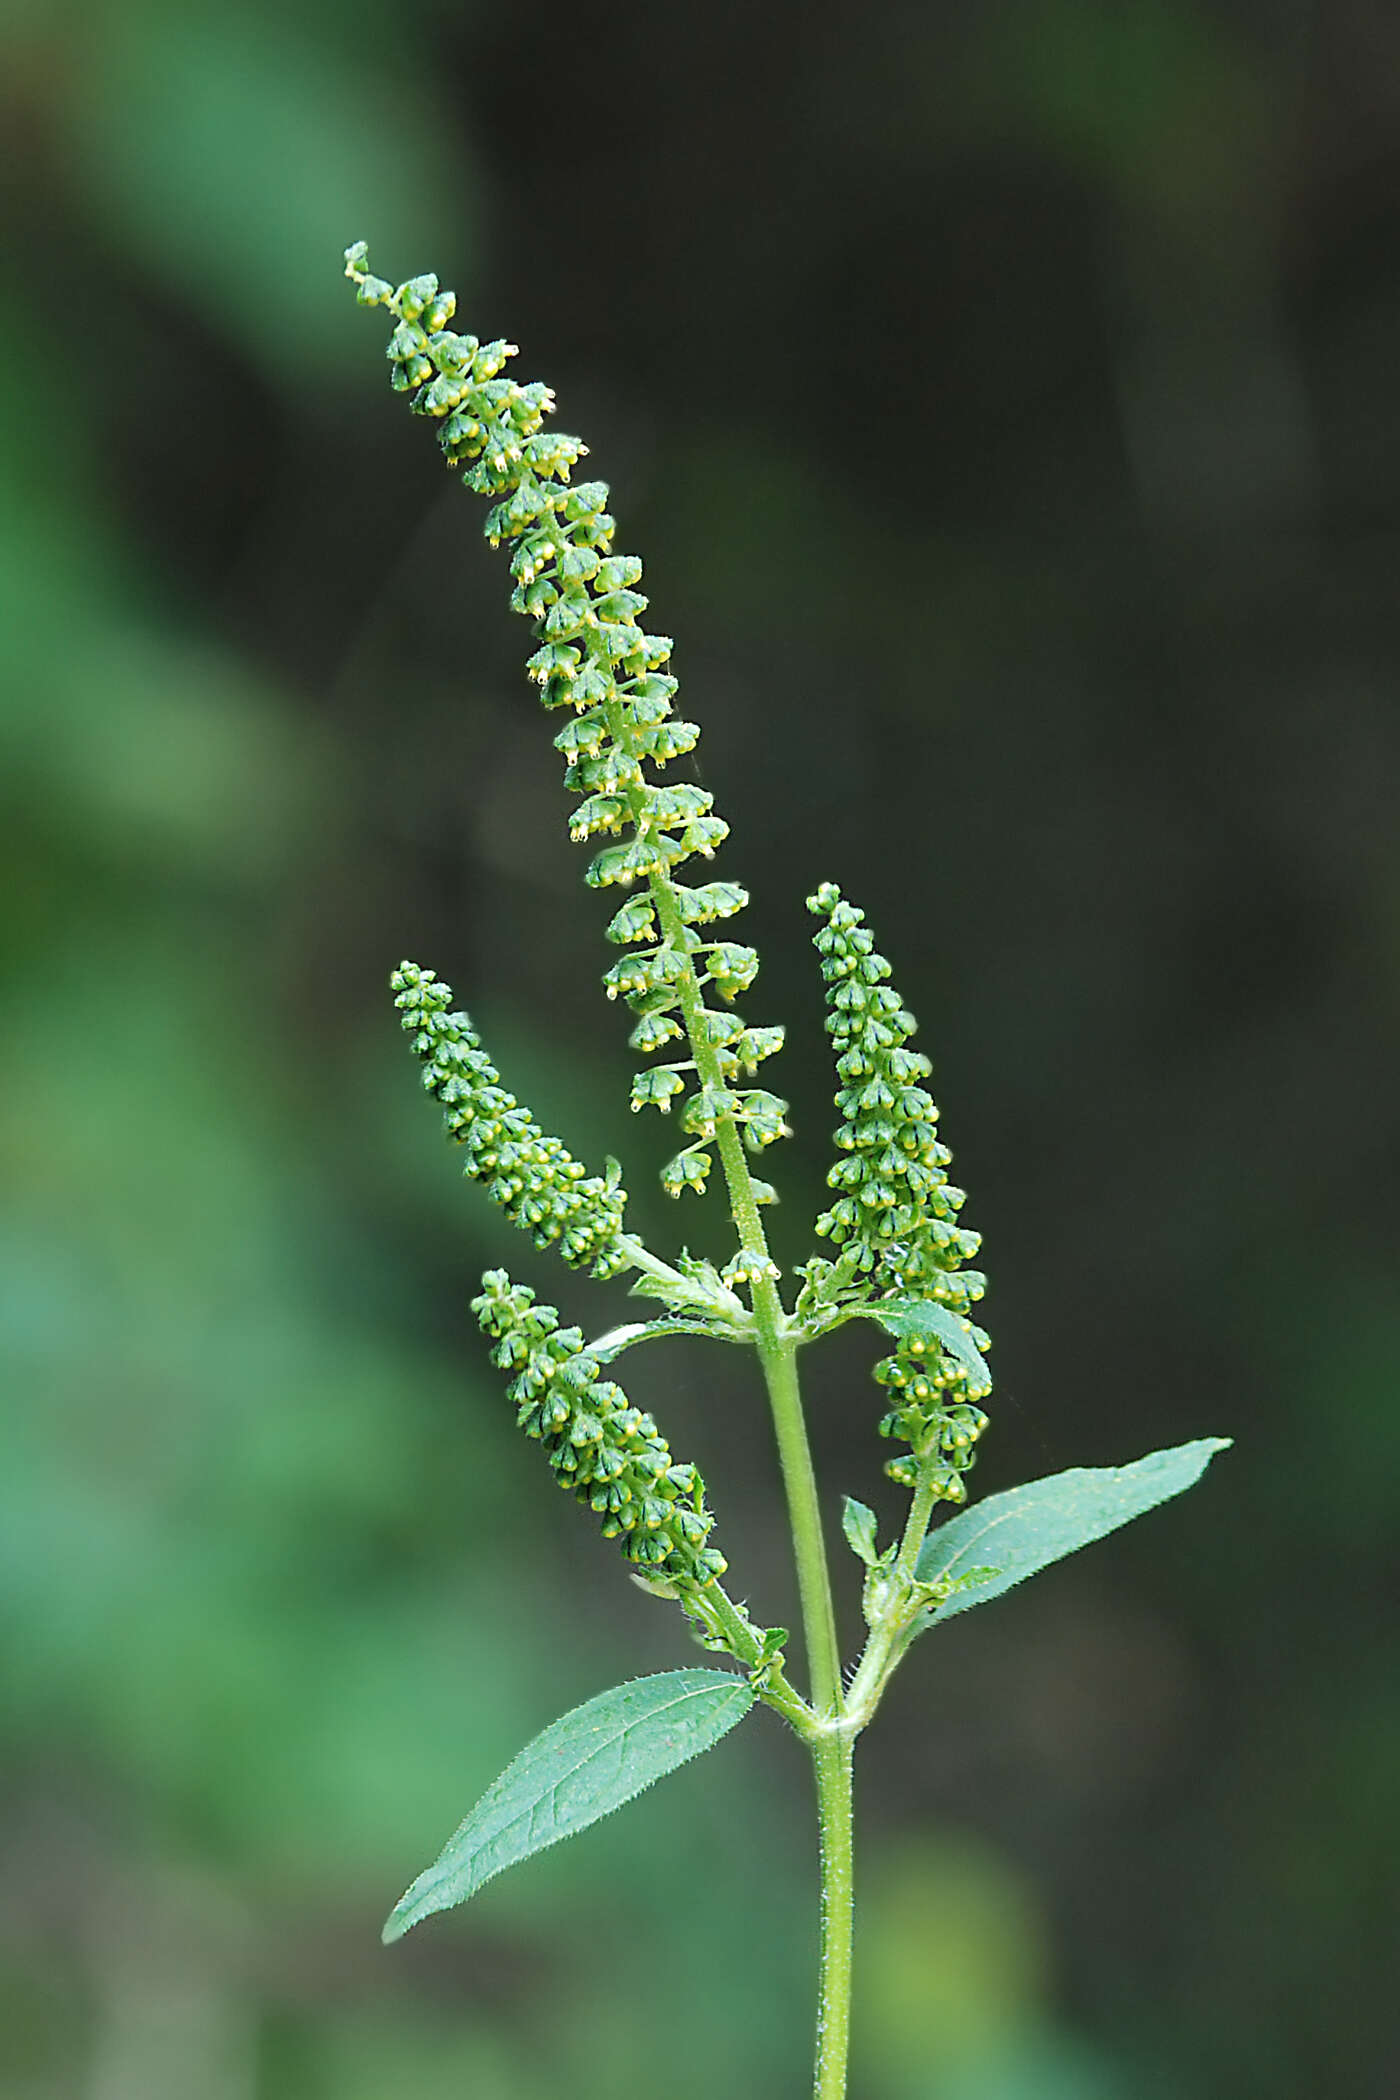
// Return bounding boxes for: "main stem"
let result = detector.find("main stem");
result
[752,1302,842,1716]
[639,863,843,1716]
[812,1730,856,2100]
[633,848,852,2092]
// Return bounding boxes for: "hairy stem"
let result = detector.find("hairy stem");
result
[754,1311,842,1716]
[895,1477,940,1582]
[613,800,841,1711]
[646,866,774,1267]
[598,707,851,2084]
[615,1231,748,1322]
[812,1729,856,2100]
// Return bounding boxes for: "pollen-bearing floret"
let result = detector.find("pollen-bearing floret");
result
[346,242,788,1204]
[808,883,991,1502]
[472,1270,728,1587]
[391,961,629,1277]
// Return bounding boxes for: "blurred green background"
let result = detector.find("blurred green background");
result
[3,2,1397,2095]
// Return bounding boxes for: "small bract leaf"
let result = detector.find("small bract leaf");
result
[871,1298,991,1393]
[841,1496,880,1567]
[588,1316,742,1361]
[914,1438,1231,1627]
[383,1671,754,1942]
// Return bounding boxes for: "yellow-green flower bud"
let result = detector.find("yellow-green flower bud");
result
[471,1270,728,1585]
[392,961,629,1278]
[807,884,993,1495]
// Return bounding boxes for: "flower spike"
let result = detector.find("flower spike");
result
[472,1269,728,1587]
[807,883,992,1502]
[392,961,630,1278]
[346,244,788,1203]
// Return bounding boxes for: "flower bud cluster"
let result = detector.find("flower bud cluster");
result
[392,961,629,1277]
[873,1338,991,1504]
[807,883,992,1500]
[346,245,787,1199]
[807,885,984,1306]
[472,1269,728,1585]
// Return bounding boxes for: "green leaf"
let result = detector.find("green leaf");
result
[587,1316,739,1361]
[841,1495,880,1566]
[623,1251,746,1325]
[870,1299,992,1393]
[382,1670,754,1942]
[914,1438,1231,1625]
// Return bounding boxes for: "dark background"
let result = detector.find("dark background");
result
[3,3,1397,2096]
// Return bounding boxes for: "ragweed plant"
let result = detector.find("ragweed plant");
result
[343,241,1229,2100]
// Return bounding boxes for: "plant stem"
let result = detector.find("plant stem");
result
[615,1232,748,1321]
[844,1480,944,1725]
[896,1477,940,1581]
[753,1309,842,1716]
[811,1728,856,2100]
[610,799,852,2086]
[632,846,843,1715]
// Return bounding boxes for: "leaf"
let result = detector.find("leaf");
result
[792,1244,866,1332]
[914,1438,1231,1626]
[841,1495,880,1566]
[382,1670,754,1942]
[626,1251,742,1321]
[587,1317,738,1363]
[870,1299,992,1392]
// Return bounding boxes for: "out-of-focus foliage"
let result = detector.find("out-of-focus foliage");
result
[2,3,1397,2098]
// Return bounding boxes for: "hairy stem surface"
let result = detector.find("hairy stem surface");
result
[812,1729,856,2100]
[624,811,842,1711]
[755,1312,842,1716]
[896,1478,940,1581]
[599,713,852,2081]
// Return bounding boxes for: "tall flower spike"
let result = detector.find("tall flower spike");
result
[347,244,788,1210]
[393,962,630,1278]
[807,883,992,1503]
[472,1269,728,1586]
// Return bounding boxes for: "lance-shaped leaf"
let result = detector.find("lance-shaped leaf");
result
[383,1670,755,1942]
[870,1298,992,1393]
[914,1437,1231,1627]
[841,1496,881,1567]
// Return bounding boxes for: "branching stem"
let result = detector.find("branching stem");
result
[895,1478,940,1583]
[622,814,852,2091]
[615,1232,748,1323]
[753,1307,843,1717]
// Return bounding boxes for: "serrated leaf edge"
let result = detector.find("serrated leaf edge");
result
[382,1669,754,1942]
[914,1435,1232,1628]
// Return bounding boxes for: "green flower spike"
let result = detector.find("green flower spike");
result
[871,1339,991,1504]
[346,243,788,1208]
[346,247,1231,2099]
[392,961,630,1279]
[807,883,992,1502]
[472,1269,728,1587]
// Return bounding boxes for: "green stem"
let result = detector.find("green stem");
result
[615,1231,748,1322]
[650,876,851,2092]
[698,1585,817,1736]
[812,1729,856,2100]
[597,706,851,2085]
[845,1479,944,1725]
[753,1311,842,1717]
[633,835,843,1716]
[895,1478,939,1582]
